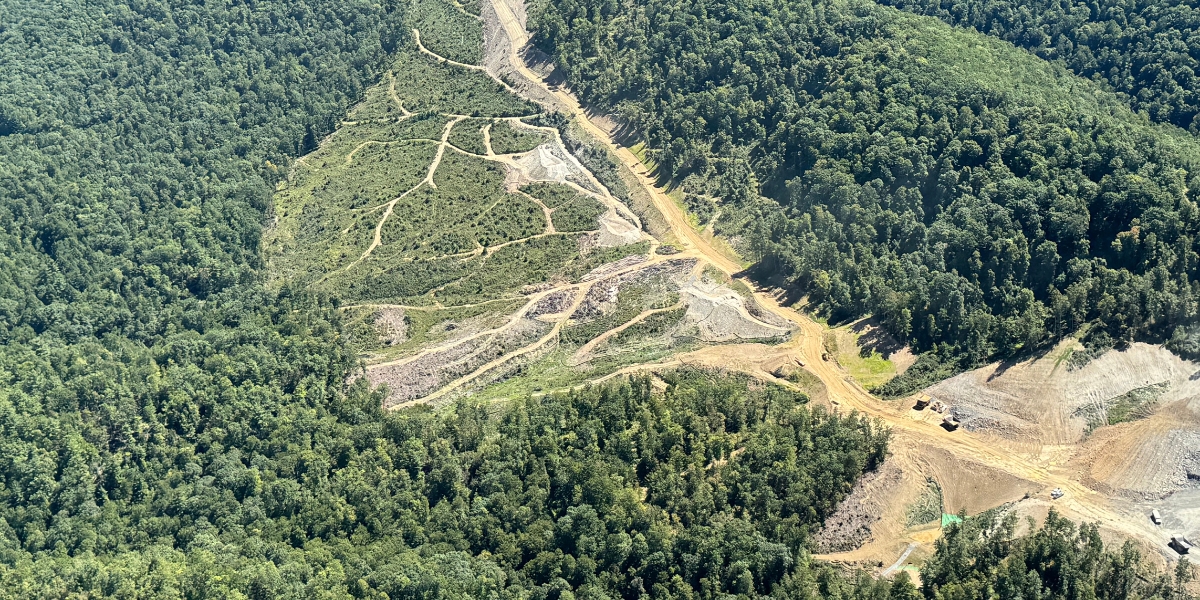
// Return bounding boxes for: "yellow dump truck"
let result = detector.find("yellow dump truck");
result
[914,394,932,410]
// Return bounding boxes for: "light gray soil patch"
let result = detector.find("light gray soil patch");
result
[528,289,576,318]
[1132,488,1200,561]
[367,316,551,406]
[681,280,790,342]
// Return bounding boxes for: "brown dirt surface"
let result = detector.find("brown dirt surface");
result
[925,341,1200,500]
[811,447,948,573]
[908,443,1040,514]
[928,342,1200,445]
[1074,412,1200,499]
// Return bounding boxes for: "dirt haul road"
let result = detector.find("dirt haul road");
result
[484,0,1166,555]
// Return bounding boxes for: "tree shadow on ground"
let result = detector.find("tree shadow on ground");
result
[519,46,567,86]
[984,344,1061,382]
[849,317,906,360]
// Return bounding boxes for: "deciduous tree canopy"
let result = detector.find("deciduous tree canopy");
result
[530,0,1200,372]
[0,0,1193,595]
[924,509,1194,600]
[878,0,1200,133]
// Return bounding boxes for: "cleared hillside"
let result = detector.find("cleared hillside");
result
[266,5,792,407]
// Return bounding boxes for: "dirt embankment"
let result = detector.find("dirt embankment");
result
[680,280,790,342]
[925,342,1200,500]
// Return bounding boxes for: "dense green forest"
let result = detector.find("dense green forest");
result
[529,0,1200,376]
[0,338,895,597]
[0,0,405,331]
[0,0,1194,596]
[876,0,1200,133]
[924,509,1194,599]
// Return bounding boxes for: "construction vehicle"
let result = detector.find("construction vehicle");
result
[1151,510,1162,525]
[1050,488,1064,500]
[914,394,931,410]
[1170,536,1192,555]
[942,415,960,431]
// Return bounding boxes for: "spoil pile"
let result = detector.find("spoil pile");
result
[366,314,551,406]
[514,144,597,193]
[925,342,1200,499]
[927,342,1200,445]
[680,280,790,342]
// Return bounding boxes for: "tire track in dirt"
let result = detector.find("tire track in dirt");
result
[516,189,556,233]
[387,71,415,118]
[482,121,496,155]
[387,251,677,406]
[349,116,464,269]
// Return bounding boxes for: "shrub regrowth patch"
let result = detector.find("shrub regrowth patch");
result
[490,119,551,153]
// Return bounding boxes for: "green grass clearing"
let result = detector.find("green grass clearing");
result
[784,367,827,402]
[346,81,412,122]
[628,141,661,175]
[826,324,900,391]
[610,307,687,345]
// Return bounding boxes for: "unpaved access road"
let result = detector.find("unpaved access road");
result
[483,0,1169,557]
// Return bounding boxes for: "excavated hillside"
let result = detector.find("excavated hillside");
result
[266,3,791,408]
